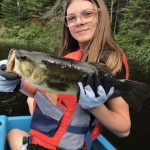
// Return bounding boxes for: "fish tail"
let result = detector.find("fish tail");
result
[113,79,150,112]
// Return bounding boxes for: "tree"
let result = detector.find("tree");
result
[0,0,23,26]
[116,0,150,82]
[0,0,3,19]
[0,0,54,27]
[116,0,150,48]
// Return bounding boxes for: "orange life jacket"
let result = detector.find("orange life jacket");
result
[29,49,129,150]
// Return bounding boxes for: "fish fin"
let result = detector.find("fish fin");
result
[90,62,112,74]
[113,79,150,112]
[60,57,77,62]
[48,82,69,91]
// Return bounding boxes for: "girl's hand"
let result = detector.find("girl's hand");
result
[77,71,114,109]
[0,60,22,92]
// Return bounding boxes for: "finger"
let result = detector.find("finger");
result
[78,82,85,94]
[107,86,114,98]
[0,69,19,80]
[85,73,93,86]
[0,64,7,70]
[102,74,114,94]
[86,73,99,96]
[97,85,107,97]
[84,85,95,98]
[95,71,103,85]
[79,74,88,87]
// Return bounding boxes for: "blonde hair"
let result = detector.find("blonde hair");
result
[59,0,122,74]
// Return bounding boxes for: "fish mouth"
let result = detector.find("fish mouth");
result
[7,49,35,77]
[7,49,17,72]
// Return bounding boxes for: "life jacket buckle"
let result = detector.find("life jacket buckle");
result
[22,136,32,144]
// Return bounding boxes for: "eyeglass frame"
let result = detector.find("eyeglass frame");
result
[64,8,101,27]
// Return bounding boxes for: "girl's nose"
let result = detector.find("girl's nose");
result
[76,16,85,25]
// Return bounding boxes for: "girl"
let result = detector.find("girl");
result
[0,0,131,149]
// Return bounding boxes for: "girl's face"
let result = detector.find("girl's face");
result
[66,0,99,49]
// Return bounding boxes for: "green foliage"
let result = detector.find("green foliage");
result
[0,23,62,54]
[0,0,63,55]
[143,35,150,49]
[116,0,150,48]
[14,25,44,41]
[1,0,21,26]
[124,46,150,83]
[22,0,43,20]
[4,26,22,38]
[115,0,150,82]
[0,21,7,38]
[0,0,53,27]
[116,27,146,48]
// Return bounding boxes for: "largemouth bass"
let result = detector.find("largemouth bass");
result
[7,49,150,112]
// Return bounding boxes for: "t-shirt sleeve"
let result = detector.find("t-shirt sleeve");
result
[114,63,127,79]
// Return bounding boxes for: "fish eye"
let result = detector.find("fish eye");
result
[20,55,27,60]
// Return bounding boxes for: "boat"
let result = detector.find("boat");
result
[0,115,117,150]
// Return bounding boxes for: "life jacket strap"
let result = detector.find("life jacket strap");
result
[22,136,32,144]
[84,131,93,150]
[67,126,92,150]
[67,126,89,134]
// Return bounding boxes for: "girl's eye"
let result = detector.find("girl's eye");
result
[83,11,94,18]
[67,16,76,22]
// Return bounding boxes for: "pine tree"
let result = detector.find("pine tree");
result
[1,0,23,26]
[116,0,150,47]
[0,0,54,27]
[116,0,150,82]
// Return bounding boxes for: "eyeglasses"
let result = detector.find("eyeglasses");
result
[64,9,100,27]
